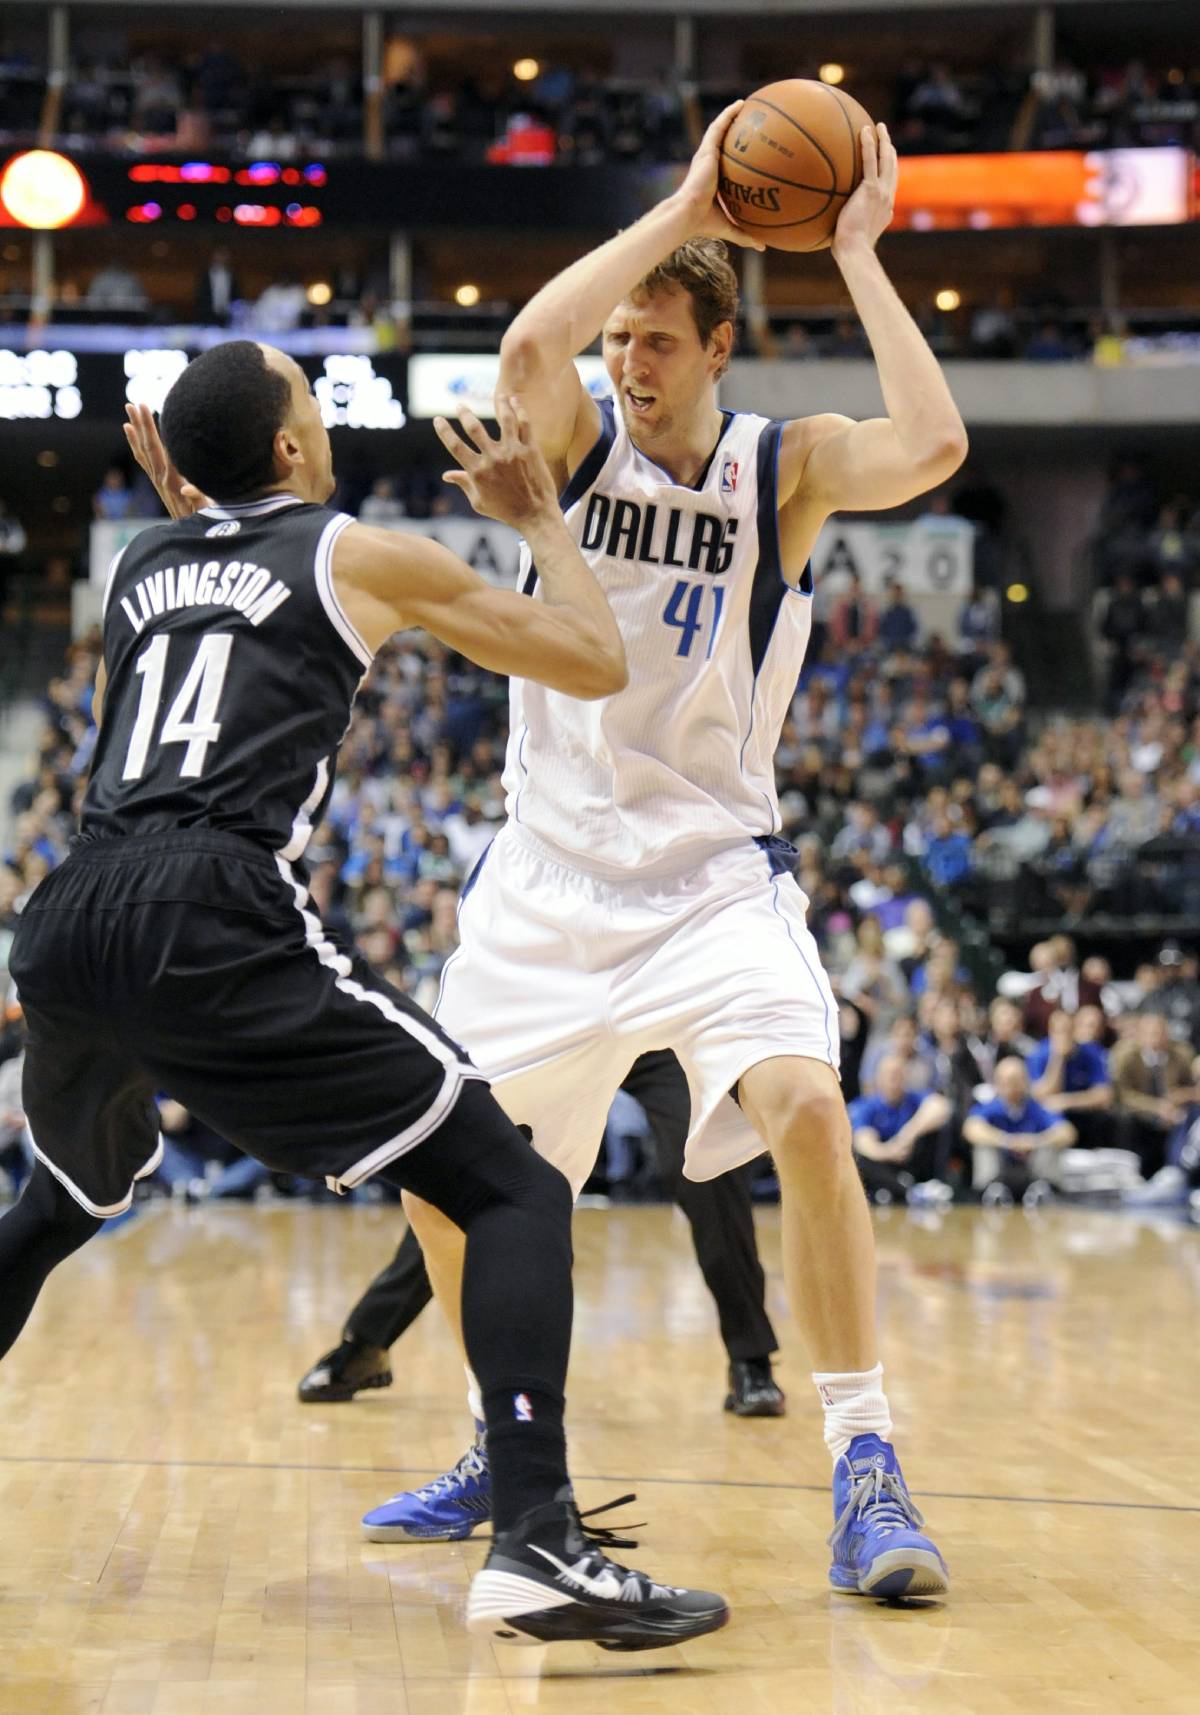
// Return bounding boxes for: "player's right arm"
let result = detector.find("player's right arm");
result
[498,101,761,471]
[332,397,627,700]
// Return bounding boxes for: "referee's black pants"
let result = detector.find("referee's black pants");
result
[345,1048,779,1365]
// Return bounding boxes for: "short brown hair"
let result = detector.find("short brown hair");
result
[634,239,739,375]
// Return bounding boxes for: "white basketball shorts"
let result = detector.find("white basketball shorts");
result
[434,824,841,1194]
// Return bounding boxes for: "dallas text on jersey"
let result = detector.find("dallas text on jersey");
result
[580,493,738,576]
[118,558,293,634]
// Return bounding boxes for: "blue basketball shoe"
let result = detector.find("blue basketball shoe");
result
[362,1424,491,1542]
[828,1433,949,1598]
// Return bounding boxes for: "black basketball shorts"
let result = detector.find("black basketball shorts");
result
[9,831,484,1217]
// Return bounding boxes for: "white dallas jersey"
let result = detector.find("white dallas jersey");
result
[504,396,813,876]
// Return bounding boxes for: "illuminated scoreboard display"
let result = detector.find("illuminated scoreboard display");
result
[0,347,406,429]
[122,159,326,230]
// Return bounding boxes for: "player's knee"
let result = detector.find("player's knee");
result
[754,1073,849,1164]
[520,1146,573,1221]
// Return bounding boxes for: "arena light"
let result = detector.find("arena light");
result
[306,281,333,306]
[819,64,845,86]
[513,58,540,82]
[1006,582,1030,604]
[935,288,962,312]
[0,151,87,230]
[454,282,481,308]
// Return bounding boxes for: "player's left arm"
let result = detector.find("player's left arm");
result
[92,658,107,727]
[778,124,968,517]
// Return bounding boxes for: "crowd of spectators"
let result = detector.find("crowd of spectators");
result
[1088,463,1199,714]
[2,524,1198,1213]
[3,30,1196,164]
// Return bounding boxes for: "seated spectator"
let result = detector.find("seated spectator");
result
[254,273,306,333]
[922,811,973,887]
[0,497,27,561]
[85,260,148,311]
[923,996,986,1116]
[92,466,136,521]
[1109,1011,1199,1178]
[839,917,909,1035]
[823,317,870,360]
[1020,934,1104,1036]
[878,580,920,652]
[849,1054,953,1204]
[1144,501,1199,587]
[981,996,1035,1073]
[194,246,241,326]
[1028,1007,1113,1146]
[903,689,952,774]
[963,1057,1076,1203]
[1147,569,1190,645]
[830,800,893,868]
[1024,321,1075,362]
[359,476,407,525]
[888,895,936,976]
[828,570,878,654]
[859,1013,937,1097]
[1106,768,1160,852]
[943,678,983,757]
[1140,945,1200,1049]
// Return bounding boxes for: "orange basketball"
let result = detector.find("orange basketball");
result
[718,79,873,252]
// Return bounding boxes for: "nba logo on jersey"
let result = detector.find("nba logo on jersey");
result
[720,456,739,495]
[513,1392,534,1422]
[205,520,241,538]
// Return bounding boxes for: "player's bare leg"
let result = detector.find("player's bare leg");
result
[739,1055,948,1598]
[738,1058,877,1374]
[402,1191,468,1356]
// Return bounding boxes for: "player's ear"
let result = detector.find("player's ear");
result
[273,424,304,474]
[709,318,734,378]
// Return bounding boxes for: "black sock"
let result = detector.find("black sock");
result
[0,1163,103,1358]
[483,1383,569,1534]
[382,1081,575,1535]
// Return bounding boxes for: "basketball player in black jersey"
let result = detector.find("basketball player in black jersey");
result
[0,339,727,1651]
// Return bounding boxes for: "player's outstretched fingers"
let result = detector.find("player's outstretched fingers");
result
[493,392,519,445]
[457,406,496,451]
[433,414,483,468]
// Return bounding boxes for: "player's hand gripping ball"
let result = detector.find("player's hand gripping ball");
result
[717,79,880,252]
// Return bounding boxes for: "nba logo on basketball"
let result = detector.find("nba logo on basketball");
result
[514,1392,534,1422]
[720,457,739,495]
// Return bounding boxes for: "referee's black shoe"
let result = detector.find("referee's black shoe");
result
[724,1357,786,1417]
[466,1491,729,1650]
[298,1337,392,1403]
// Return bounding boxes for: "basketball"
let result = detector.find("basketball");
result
[718,79,874,252]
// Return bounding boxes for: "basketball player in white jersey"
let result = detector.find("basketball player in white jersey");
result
[366,106,966,1598]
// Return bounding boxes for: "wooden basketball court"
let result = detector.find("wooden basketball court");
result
[0,1200,1196,1715]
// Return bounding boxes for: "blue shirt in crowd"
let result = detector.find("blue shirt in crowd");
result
[1025,1039,1109,1092]
[924,830,973,885]
[969,1095,1061,1136]
[849,1091,922,1142]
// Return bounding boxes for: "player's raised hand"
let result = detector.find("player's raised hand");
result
[674,101,767,251]
[435,395,558,529]
[123,403,212,519]
[831,123,897,259]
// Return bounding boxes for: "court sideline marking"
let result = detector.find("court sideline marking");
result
[0,1451,1192,1516]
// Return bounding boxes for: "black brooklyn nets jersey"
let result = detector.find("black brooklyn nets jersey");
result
[83,493,369,857]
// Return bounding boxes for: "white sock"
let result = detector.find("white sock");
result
[465,1364,484,1429]
[812,1362,892,1462]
